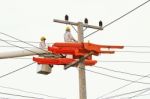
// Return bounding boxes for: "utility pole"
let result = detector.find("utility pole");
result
[53,17,103,99]
[77,22,87,99]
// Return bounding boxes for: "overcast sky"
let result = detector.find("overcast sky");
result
[0,0,150,99]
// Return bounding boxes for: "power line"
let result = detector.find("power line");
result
[0,85,66,99]
[3,39,150,49]
[94,66,150,78]
[0,39,52,44]
[71,25,78,33]
[3,45,150,54]
[96,71,150,99]
[0,32,49,53]
[99,88,150,99]
[97,60,150,64]
[0,62,35,79]
[129,93,150,98]
[103,0,150,28]
[115,50,150,53]
[0,91,43,99]
[127,89,150,99]
[0,45,32,48]
[79,67,150,85]
[4,58,150,65]
[125,45,150,48]
[84,0,150,38]
[0,38,42,55]
[84,29,99,38]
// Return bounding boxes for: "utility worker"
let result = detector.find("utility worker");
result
[39,36,46,49]
[64,27,77,69]
[37,36,53,75]
[64,26,77,42]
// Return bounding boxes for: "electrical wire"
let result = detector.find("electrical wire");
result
[83,27,88,31]
[103,0,150,28]
[71,25,78,33]
[126,89,150,99]
[125,45,150,48]
[84,0,150,38]
[0,38,43,55]
[0,85,66,99]
[84,29,99,38]
[0,32,49,53]
[4,58,150,65]
[98,88,150,99]
[0,44,150,54]
[2,44,150,54]
[0,91,43,99]
[96,72,150,99]
[0,45,32,48]
[115,50,150,53]
[0,62,35,79]
[94,66,150,78]
[3,39,150,49]
[79,67,150,85]
[97,60,150,64]
[0,39,52,44]
[130,93,150,98]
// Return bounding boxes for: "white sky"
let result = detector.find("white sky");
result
[0,0,150,99]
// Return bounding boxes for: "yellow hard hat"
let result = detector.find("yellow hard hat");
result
[40,36,46,41]
[66,26,70,31]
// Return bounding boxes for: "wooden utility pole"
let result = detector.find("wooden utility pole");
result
[77,22,87,99]
[53,18,103,99]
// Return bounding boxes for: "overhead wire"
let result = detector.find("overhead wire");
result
[0,62,35,79]
[0,38,43,55]
[71,25,78,33]
[0,45,32,48]
[115,50,150,53]
[0,32,50,53]
[0,85,66,99]
[2,44,150,54]
[2,45,150,54]
[0,39,52,44]
[103,0,150,28]
[98,87,150,99]
[97,60,150,64]
[78,67,150,85]
[94,66,150,78]
[84,0,150,38]
[0,91,43,99]
[126,89,150,99]
[96,71,150,99]
[128,92,150,98]
[3,58,150,65]
[3,39,150,49]
[125,45,150,48]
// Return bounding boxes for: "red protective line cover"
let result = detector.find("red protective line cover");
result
[33,57,97,66]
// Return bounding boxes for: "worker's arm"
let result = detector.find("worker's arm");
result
[69,33,77,42]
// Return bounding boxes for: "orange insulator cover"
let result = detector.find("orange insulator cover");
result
[33,57,97,66]
[48,47,77,55]
[49,42,123,56]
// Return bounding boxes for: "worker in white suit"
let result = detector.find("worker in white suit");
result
[39,36,46,49]
[64,27,77,69]
[37,36,53,75]
[64,27,77,42]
